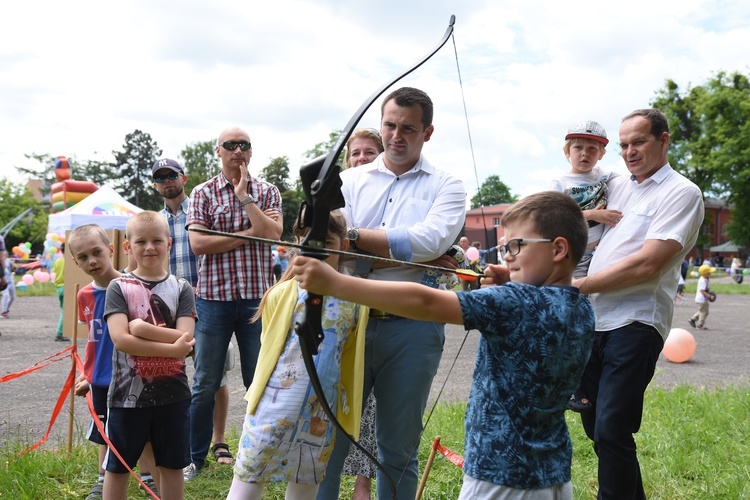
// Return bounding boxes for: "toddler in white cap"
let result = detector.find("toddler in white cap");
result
[550,120,623,413]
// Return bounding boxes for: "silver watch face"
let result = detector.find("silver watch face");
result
[347,228,359,241]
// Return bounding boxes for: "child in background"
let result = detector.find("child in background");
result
[550,121,623,277]
[689,264,715,330]
[550,120,622,413]
[1,252,16,318]
[293,191,595,499]
[227,210,369,500]
[674,273,686,304]
[52,243,68,341]
[103,211,196,499]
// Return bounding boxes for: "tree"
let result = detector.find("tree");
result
[470,175,518,208]
[180,140,217,195]
[260,156,292,193]
[651,71,750,246]
[0,179,47,252]
[15,153,59,191]
[259,156,302,241]
[16,153,119,194]
[304,130,342,160]
[78,158,119,187]
[111,130,162,211]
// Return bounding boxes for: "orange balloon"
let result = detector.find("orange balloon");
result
[662,328,696,363]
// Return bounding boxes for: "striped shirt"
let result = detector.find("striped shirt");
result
[160,198,199,287]
[186,172,281,301]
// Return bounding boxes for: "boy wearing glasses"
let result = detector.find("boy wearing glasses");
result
[185,127,283,479]
[293,191,595,499]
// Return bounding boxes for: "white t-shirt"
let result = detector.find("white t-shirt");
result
[587,164,704,340]
[550,166,618,245]
[695,276,708,304]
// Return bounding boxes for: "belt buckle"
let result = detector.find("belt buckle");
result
[369,309,395,320]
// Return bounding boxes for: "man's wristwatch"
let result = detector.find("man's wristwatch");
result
[240,194,256,206]
[347,227,360,249]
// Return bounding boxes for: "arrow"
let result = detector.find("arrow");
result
[188,226,484,280]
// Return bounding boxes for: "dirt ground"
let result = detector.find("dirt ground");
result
[1,282,749,449]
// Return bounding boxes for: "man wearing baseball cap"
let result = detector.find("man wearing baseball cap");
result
[152,159,196,286]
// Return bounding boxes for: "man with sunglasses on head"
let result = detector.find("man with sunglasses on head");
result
[184,128,283,480]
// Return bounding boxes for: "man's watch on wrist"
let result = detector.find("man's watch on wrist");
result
[347,227,360,249]
[240,194,256,206]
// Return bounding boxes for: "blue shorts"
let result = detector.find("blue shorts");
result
[86,385,109,445]
[103,398,191,473]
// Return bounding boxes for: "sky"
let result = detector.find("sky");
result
[2,0,749,202]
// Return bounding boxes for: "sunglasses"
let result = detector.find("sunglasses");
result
[222,140,252,151]
[153,172,180,183]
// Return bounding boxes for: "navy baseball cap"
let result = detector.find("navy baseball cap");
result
[152,158,184,175]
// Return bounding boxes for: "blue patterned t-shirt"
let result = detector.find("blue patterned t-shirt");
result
[456,282,595,489]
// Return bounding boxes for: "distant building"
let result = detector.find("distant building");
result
[464,203,513,249]
[27,178,43,203]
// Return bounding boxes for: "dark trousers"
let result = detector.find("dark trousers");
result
[579,322,664,499]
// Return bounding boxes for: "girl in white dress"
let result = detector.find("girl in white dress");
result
[227,210,368,500]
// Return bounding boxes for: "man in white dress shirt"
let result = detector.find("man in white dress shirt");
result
[316,87,466,500]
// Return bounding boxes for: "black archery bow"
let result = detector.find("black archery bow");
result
[292,15,456,499]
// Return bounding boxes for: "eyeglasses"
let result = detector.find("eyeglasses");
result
[153,172,180,183]
[498,238,552,256]
[221,140,252,151]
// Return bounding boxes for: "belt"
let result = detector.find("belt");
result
[369,308,403,320]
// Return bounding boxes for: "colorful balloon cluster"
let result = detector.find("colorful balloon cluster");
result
[43,232,66,261]
[11,234,63,290]
[11,241,33,260]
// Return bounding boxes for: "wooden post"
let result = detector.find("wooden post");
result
[416,436,441,500]
[67,283,80,456]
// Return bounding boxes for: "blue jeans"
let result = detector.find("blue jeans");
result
[189,297,261,468]
[579,322,663,499]
[317,317,445,500]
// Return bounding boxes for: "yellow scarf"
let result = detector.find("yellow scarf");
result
[243,279,369,439]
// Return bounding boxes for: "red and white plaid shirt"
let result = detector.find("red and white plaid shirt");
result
[187,172,281,301]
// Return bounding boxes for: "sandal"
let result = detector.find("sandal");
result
[566,392,593,413]
[211,442,234,465]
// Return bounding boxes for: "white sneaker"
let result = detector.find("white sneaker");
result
[183,462,200,482]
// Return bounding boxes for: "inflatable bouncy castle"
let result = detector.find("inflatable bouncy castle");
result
[49,156,99,213]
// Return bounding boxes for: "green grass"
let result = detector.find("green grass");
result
[683,280,747,295]
[10,280,57,297]
[3,386,749,499]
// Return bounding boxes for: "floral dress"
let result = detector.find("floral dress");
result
[234,285,361,484]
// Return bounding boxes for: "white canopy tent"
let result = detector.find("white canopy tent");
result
[709,241,744,253]
[48,185,143,234]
